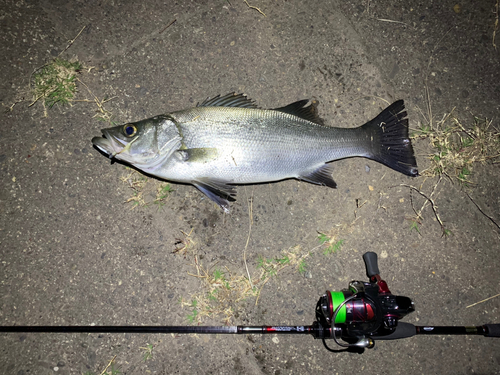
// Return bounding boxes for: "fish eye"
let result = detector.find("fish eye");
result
[123,124,137,137]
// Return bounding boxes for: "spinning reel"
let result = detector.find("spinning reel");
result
[314,252,415,351]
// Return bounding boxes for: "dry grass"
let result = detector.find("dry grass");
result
[405,107,500,235]
[413,110,500,185]
[179,218,360,324]
[120,169,173,209]
[180,245,313,324]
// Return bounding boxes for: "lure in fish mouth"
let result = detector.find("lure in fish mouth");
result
[92,93,418,213]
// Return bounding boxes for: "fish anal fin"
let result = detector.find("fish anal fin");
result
[197,93,257,109]
[274,99,325,125]
[193,178,237,213]
[298,164,337,188]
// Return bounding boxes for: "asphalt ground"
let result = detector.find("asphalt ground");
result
[1,1,499,374]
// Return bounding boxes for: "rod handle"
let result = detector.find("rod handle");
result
[363,252,380,277]
[485,324,500,337]
[371,322,416,340]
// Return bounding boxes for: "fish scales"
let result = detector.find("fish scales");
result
[170,106,369,183]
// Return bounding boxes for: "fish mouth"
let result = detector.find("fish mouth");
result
[91,130,128,159]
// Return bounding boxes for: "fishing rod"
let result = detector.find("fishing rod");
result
[1,252,499,353]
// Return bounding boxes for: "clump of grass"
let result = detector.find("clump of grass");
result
[403,108,499,236]
[31,58,81,111]
[153,183,174,209]
[181,264,257,325]
[120,169,173,209]
[297,258,307,275]
[413,111,500,185]
[184,299,199,323]
[318,232,344,255]
[120,169,149,208]
[257,254,290,279]
[140,343,154,362]
[26,56,116,122]
[181,245,310,324]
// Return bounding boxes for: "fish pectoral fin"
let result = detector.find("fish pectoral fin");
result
[298,164,337,188]
[174,148,218,163]
[193,178,237,213]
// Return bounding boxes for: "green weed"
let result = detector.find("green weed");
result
[298,259,307,274]
[186,300,198,323]
[409,220,421,234]
[413,112,499,185]
[140,343,154,362]
[121,170,174,210]
[153,184,173,209]
[317,233,344,255]
[323,239,344,255]
[182,246,307,324]
[32,58,81,109]
[257,255,291,279]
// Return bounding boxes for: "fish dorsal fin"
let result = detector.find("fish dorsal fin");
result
[197,93,258,108]
[274,99,325,125]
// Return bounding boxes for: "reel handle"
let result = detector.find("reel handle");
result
[363,251,380,277]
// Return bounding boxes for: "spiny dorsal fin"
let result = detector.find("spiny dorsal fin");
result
[197,93,258,108]
[274,99,325,125]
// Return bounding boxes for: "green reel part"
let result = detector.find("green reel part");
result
[330,291,347,324]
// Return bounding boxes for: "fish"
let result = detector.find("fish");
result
[92,93,418,212]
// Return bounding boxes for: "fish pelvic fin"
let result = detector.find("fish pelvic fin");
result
[298,163,337,188]
[193,178,237,213]
[363,100,418,177]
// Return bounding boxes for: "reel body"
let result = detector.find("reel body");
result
[315,252,415,349]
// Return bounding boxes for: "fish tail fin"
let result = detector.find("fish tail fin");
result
[362,100,418,176]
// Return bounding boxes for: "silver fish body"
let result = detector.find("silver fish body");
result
[92,93,417,212]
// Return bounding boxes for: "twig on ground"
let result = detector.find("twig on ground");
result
[99,355,117,375]
[376,18,408,26]
[159,19,177,34]
[464,191,500,231]
[243,188,254,289]
[493,0,499,49]
[58,25,86,58]
[243,0,266,16]
[397,180,447,235]
[466,293,500,308]
[77,78,115,121]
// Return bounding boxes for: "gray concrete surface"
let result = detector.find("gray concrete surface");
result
[1,0,499,374]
